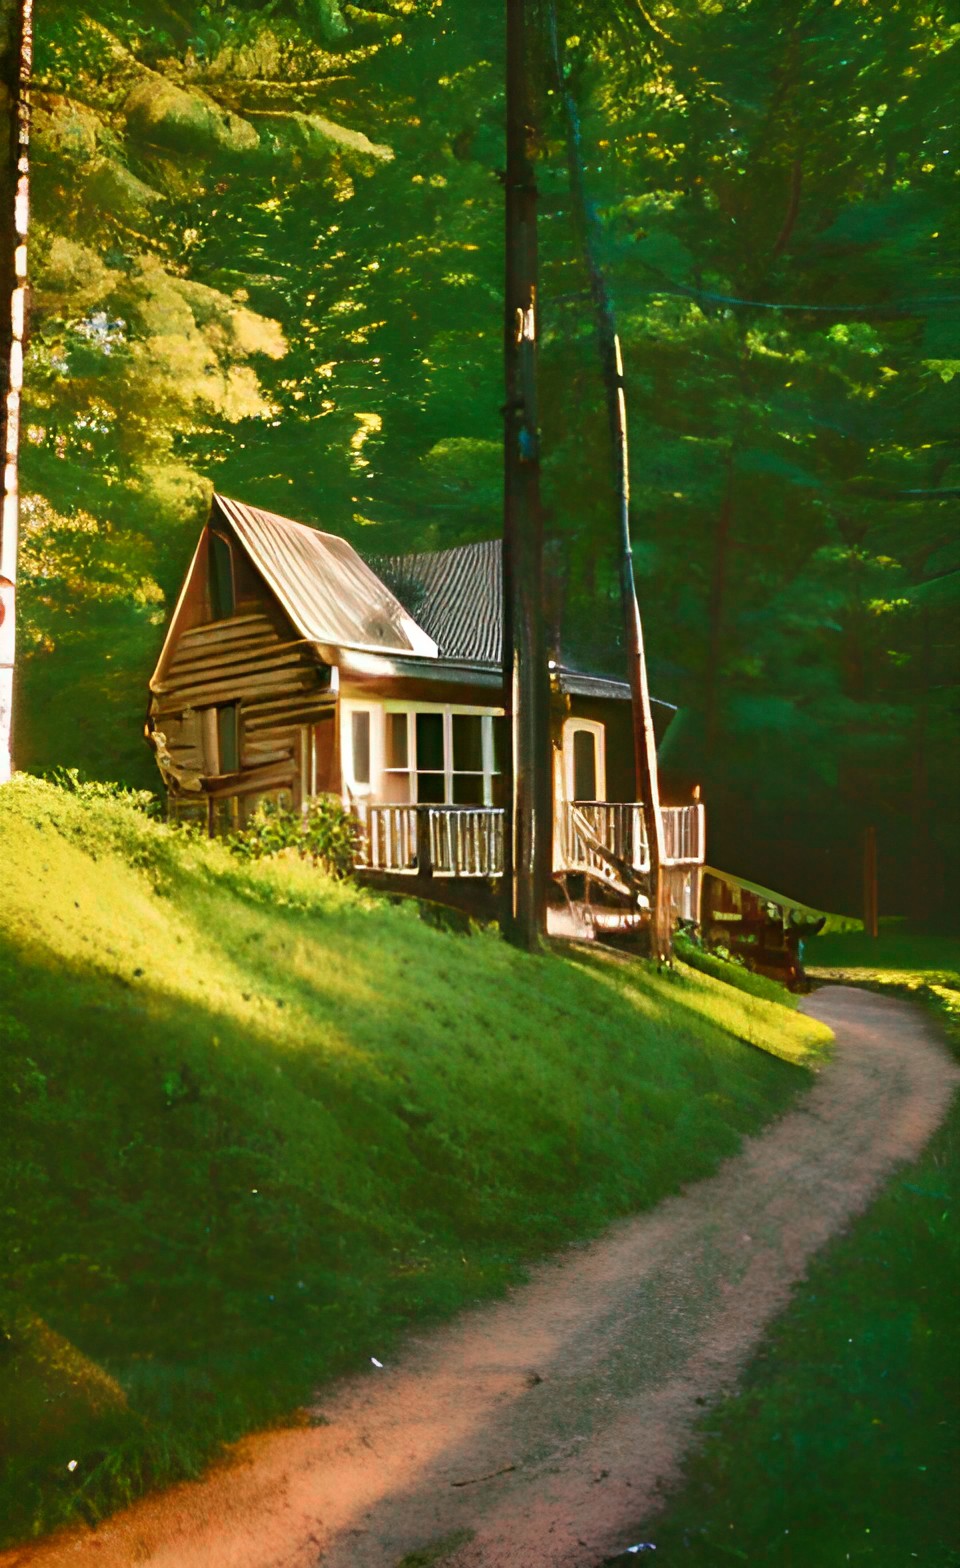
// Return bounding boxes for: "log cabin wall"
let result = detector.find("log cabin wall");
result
[148,527,337,820]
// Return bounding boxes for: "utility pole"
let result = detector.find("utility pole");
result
[0,0,31,786]
[502,0,551,949]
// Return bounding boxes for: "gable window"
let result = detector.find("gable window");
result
[209,531,236,620]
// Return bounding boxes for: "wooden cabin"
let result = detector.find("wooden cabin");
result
[146,495,705,928]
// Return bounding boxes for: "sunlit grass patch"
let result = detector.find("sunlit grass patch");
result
[1,776,825,1545]
[808,922,960,1041]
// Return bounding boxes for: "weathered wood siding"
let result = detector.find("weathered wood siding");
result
[149,549,335,805]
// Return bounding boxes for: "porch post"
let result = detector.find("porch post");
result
[416,806,434,884]
[502,0,551,950]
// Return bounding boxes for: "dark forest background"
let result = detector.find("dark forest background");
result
[17,0,959,918]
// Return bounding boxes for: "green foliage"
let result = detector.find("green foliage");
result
[17,0,960,912]
[674,933,801,1011]
[0,776,826,1544]
[649,930,960,1565]
[41,764,162,818]
[228,794,359,877]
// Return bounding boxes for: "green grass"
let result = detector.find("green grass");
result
[637,926,960,1568]
[807,921,960,1036]
[0,776,829,1547]
[673,935,803,1011]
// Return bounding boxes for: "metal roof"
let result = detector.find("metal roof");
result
[209,501,675,712]
[373,542,676,711]
[556,666,677,711]
[215,495,438,658]
[373,538,502,662]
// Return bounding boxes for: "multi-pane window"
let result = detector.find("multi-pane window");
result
[347,704,502,805]
[342,704,503,804]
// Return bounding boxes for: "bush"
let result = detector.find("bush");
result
[228,794,359,877]
[675,932,799,1009]
[39,766,161,818]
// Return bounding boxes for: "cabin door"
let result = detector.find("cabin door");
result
[562,718,606,803]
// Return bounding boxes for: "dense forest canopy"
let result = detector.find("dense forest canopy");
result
[17,0,960,916]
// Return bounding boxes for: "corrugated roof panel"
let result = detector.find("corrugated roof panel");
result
[374,538,502,662]
[215,495,437,657]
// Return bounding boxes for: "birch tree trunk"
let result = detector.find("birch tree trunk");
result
[546,4,669,956]
[0,0,31,786]
[502,0,552,950]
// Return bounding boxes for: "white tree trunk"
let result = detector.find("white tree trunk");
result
[0,0,31,784]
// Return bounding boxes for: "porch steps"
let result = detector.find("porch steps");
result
[568,805,651,906]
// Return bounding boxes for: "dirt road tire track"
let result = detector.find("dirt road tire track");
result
[5,987,956,1568]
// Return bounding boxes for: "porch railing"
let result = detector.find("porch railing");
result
[662,803,706,866]
[558,802,651,879]
[361,804,505,878]
[558,801,705,877]
[358,800,703,881]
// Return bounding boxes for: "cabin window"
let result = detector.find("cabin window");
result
[385,711,408,769]
[343,703,504,807]
[451,714,484,805]
[415,712,445,803]
[199,703,239,776]
[564,718,606,802]
[352,710,371,786]
[209,532,236,620]
[218,704,239,775]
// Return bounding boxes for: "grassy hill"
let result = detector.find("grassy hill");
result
[0,777,830,1545]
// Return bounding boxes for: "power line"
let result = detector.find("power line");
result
[623,280,960,316]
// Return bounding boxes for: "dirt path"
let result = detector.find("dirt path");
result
[6,987,957,1568]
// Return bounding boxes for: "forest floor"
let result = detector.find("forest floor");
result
[4,983,954,1568]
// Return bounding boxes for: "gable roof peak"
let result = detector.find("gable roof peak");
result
[213,494,438,659]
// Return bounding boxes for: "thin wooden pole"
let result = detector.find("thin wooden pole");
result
[863,824,879,939]
[546,8,668,956]
[0,0,31,786]
[503,0,551,950]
